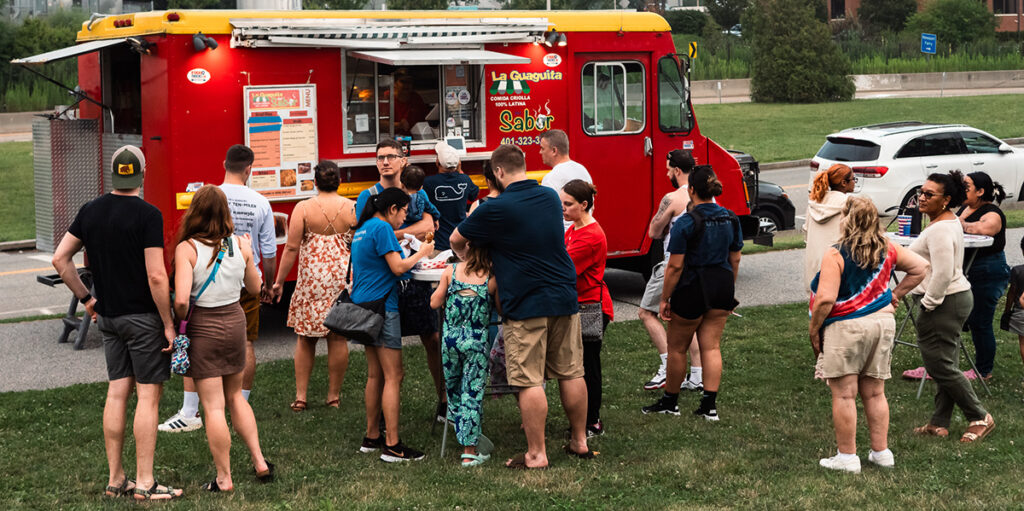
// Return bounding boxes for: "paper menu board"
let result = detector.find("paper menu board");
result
[243,84,318,201]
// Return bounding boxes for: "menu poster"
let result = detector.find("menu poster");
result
[243,84,318,201]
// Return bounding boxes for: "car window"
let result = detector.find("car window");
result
[816,137,880,162]
[960,131,1001,154]
[896,133,965,158]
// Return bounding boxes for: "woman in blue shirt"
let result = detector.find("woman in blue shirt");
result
[643,166,742,421]
[350,187,434,463]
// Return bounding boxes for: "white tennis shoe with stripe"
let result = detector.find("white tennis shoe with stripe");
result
[158,411,202,433]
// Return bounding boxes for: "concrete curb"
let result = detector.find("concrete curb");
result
[759,137,1024,172]
[0,239,35,251]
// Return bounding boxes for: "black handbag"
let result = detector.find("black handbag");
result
[323,261,388,344]
[579,301,604,340]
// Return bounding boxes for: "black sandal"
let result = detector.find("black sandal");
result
[201,479,223,492]
[133,482,183,500]
[255,460,275,483]
[103,478,135,498]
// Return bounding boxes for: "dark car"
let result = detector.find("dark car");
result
[729,150,796,234]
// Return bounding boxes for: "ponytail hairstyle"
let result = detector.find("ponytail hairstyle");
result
[838,195,886,270]
[809,164,853,203]
[561,179,597,212]
[967,171,1006,204]
[356,187,411,228]
[689,166,723,200]
[927,170,967,210]
[314,160,341,192]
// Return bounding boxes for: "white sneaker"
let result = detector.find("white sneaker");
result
[867,450,895,468]
[819,454,861,474]
[643,367,667,390]
[680,376,704,392]
[158,411,202,433]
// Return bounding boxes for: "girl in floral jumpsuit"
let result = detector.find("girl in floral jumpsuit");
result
[430,245,496,466]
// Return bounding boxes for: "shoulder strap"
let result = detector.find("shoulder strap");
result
[369,185,380,196]
[687,207,706,255]
[179,239,228,334]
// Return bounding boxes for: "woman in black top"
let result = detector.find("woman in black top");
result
[958,171,1009,381]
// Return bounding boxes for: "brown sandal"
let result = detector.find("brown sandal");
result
[913,423,949,437]
[290,400,307,412]
[960,414,995,443]
[325,399,340,409]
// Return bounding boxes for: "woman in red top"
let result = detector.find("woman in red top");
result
[561,179,613,438]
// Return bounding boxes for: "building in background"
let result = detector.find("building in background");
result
[827,0,1022,33]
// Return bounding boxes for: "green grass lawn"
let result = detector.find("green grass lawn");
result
[3,304,1024,509]
[699,95,1024,164]
[0,142,33,242]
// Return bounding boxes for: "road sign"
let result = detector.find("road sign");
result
[688,41,697,59]
[921,33,937,55]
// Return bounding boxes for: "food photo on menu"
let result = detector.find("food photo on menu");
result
[280,168,297,187]
[300,179,314,191]
[297,162,311,173]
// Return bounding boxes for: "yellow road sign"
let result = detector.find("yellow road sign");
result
[688,41,697,59]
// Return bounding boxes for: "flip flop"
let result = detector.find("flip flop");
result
[564,444,599,459]
[505,453,548,470]
[202,479,232,492]
[325,399,340,409]
[290,400,307,412]
[254,460,276,483]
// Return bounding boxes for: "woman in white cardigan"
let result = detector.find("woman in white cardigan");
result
[804,164,855,295]
[909,171,994,443]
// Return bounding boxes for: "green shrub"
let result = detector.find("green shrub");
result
[707,0,749,29]
[904,0,997,51]
[664,10,708,35]
[857,0,917,34]
[745,0,854,103]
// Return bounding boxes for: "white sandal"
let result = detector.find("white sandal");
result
[461,453,490,467]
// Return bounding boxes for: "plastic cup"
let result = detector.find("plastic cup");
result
[897,215,912,236]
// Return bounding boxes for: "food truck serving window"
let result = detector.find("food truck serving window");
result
[581,61,645,136]
[344,56,481,148]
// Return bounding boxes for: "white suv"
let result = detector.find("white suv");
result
[810,122,1023,214]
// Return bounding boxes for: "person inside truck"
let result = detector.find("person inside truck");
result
[392,68,431,137]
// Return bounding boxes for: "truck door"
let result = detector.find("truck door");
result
[572,53,652,258]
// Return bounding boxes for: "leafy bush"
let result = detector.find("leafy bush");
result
[857,0,917,34]
[904,0,997,51]
[706,0,749,29]
[0,10,87,112]
[745,0,854,103]
[664,10,708,35]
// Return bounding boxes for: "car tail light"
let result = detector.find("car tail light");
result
[810,161,820,171]
[853,166,888,178]
[114,18,133,28]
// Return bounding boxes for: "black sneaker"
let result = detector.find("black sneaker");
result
[586,421,605,438]
[380,441,426,463]
[694,407,720,422]
[641,398,680,416]
[359,436,384,453]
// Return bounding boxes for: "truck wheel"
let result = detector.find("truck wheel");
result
[754,208,781,235]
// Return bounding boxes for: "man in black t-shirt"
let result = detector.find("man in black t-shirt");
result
[51,145,182,500]
[424,141,479,252]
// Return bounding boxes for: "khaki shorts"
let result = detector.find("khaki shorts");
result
[503,314,584,387]
[639,261,666,313]
[815,308,896,380]
[239,289,260,342]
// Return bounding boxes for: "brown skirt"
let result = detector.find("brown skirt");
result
[185,302,246,379]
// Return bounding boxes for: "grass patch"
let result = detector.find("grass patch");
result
[0,142,34,242]
[743,230,804,255]
[3,303,1023,509]
[0,312,77,324]
[699,95,1024,163]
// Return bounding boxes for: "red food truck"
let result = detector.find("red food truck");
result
[15,9,763,281]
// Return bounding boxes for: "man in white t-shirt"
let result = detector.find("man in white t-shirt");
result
[160,144,277,433]
[539,129,593,230]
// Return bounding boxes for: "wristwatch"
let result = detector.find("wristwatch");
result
[80,293,93,303]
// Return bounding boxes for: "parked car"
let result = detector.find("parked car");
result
[722,24,742,37]
[810,122,1023,215]
[730,150,796,234]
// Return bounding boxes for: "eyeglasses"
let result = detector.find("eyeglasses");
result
[917,190,942,200]
[376,154,402,162]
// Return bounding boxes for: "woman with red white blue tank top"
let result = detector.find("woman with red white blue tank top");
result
[809,196,928,474]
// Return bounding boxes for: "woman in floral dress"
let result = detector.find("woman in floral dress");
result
[271,161,356,411]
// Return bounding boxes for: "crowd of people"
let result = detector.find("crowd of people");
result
[53,130,1021,498]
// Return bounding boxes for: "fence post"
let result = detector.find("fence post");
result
[717,81,722,104]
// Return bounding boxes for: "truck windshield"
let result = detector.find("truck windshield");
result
[817,137,881,162]
[657,56,691,133]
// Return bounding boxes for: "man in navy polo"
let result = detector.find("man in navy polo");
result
[451,144,592,469]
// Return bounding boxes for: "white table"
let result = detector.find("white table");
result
[885,232,993,397]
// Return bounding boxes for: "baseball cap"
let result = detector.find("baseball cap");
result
[434,141,460,169]
[111,145,146,189]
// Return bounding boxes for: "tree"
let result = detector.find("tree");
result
[706,0,748,29]
[744,0,854,103]
[857,0,917,34]
[904,0,997,51]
